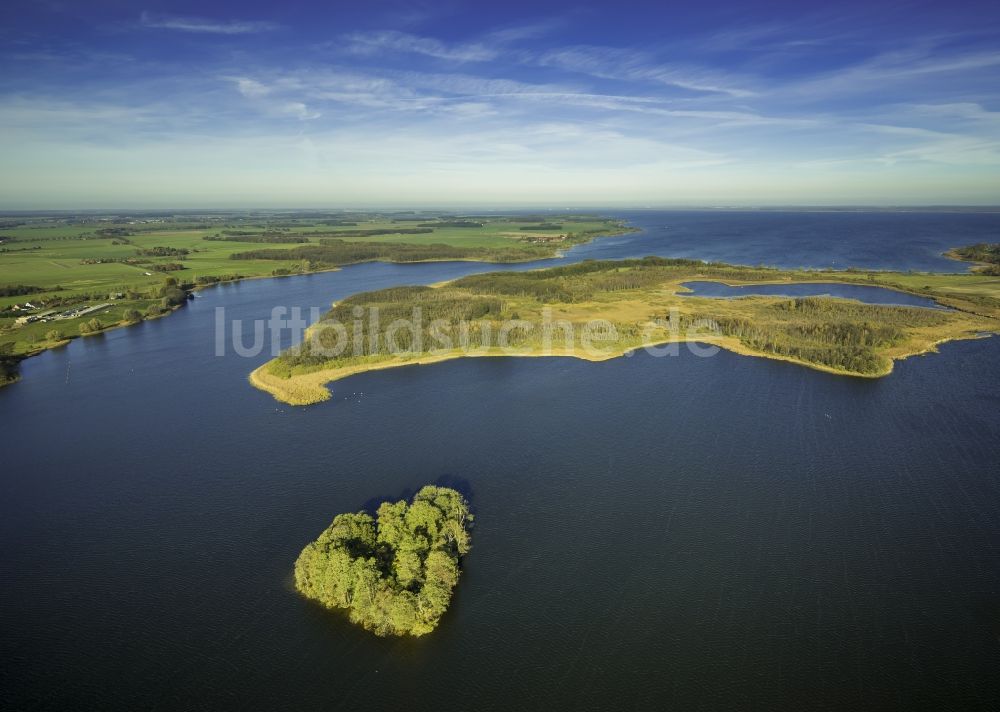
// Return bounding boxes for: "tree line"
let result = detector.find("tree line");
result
[204,234,311,243]
[321,228,433,237]
[135,246,190,257]
[417,221,483,228]
[0,284,51,297]
[230,239,546,267]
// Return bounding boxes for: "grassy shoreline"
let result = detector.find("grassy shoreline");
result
[248,337,888,407]
[250,259,1000,406]
[0,215,634,386]
[251,329,996,407]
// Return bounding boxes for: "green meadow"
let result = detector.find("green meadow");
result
[0,212,631,370]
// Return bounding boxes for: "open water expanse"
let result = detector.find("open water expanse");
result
[2,210,999,710]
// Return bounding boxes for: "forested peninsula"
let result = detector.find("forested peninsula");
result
[946,242,1000,274]
[0,211,632,386]
[294,486,472,637]
[252,257,1000,405]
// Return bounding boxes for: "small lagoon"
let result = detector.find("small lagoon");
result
[679,280,947,309]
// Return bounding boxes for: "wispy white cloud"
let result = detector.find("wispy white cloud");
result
[341,30,497,62]
[216,66,776,128]
[784,46,1000,100]
[337,21,560,63]
[4,11,1000,206]
[228,77,270,98]
[534,46,757,97]
[901,103,1000,127]
[278,101,321,120]
[484,20,564,44]
[858,122,1000,166]
[139,12,280,35]
[695,18,861,55]
[699,23,797,51]
[221,76,320,119]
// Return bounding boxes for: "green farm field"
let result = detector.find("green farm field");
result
[0,212,632,375]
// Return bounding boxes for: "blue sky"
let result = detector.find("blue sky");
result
[1,0,999,207]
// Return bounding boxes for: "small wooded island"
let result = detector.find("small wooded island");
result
[294,486,472,637]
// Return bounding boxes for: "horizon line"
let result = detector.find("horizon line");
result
[3,204,1000,215]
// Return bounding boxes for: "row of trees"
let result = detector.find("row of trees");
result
[0,284,48,297]
[294,486,472,637]
[204,234,310,243]
[78,318,104,335]
[77,282,188,333]
[519,223,564,231]
[417,221,483,228]
[328,228,433,237]
[194,273,245,285]
[147,262,185,272]
[230,239,545,267]
[135,246,189,257]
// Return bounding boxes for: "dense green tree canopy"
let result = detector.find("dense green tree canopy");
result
[951,242,1000,275]
[294,486,472,637]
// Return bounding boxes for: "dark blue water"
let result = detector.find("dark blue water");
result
[2,211,999,711]
[680,281,947,308]
[600,210,998,271]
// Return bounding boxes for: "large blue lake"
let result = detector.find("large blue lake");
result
[1,211,999,711]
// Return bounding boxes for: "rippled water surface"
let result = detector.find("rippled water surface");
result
[2,211,999,711]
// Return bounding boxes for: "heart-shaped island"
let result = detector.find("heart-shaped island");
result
[294,485,472,636]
